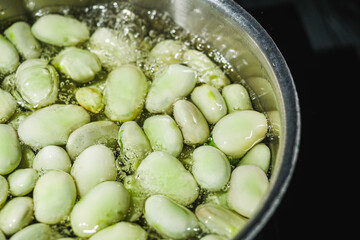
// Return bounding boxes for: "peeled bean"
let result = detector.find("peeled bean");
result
[144,195,199,239]
[173,100,209,145]
[18,104,90,149]
[148,40,186,65]
[0,230,4,240]
[0,88,16,123]
[183,49,230,89]
[212,110,268,158]
[192,146,230,191]
[15,59,59,109]
[191,84,227,124]
[119,121,152,172]
[104,65,148,122]
[4,22,41,59]
[0,197,34,236]
[0,124,21,175]
[75,87,104,114]
[237,143,270,172]
[227,165,269,218]
[9,223,52,240]
[33,170,76,224]
[89,222,147,240]
[33,146,71,173]
[88,28,139,70]
[222,84,253,113]
[195,204,247,239]
[8,168,38,196]
[143,115,183,157]
[31,14,89,46]
[0,35,19,76]
[123,175,146,222]
[0,176,8,208]
[145,64,196,113]
[70,181,130,238]
[200,234,227,240]
[66,120,118,160]
[52,47,101,83]
[71,145,117,197]
[136,151,199,206]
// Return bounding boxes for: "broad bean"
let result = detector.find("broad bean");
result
[237,143,270,172]
[71,145,117,197]
[75,87,104,114]
[0,176,8,208]
[0,35,19,76]
[89,222,147,240]
[8,168,38,196]
[0,124,21,175]
[33,146,71,173]
[148,40,186,65]
[222,84,253,113]
[9,223,52,240]
[0,88,17,123]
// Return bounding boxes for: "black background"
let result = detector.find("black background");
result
[233,0,360,239]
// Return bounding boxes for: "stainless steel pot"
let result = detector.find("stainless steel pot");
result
[0,0,301,239]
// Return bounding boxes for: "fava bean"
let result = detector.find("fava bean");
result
[200,234,227,240]
[33,170,76,224]
[31,14,89,46]
[8,168,38,196]
[143,115,183,157]
[88,28,139,70]
[15,59,59,109]
[123,175,146,222]
[89,222,147,240]
[0,88,16,123]
[0,35,19,76]
[191,84,227,124]
[4,22,41,59]
[18,104,90,149]
[75,87,104,114]
[0,230,4,240]
[144,195,199,239]
[192,146,230,191]
[9,223,52,240]
[33,146,71,173]
[104,65,148,122]
[70,181,130,238]
[222,84,253,113]
[136,151,199,206]
[227,165,269,218]
[195,204,247,239]
[237,143,270,172]
[173,100,209,145]
[148,40,186,65]
[18,146,35,169]
[0,176,8,208]
[52,47,101,83]
[212,110,267,158]
[0,197,34,236]
[66,120,118,160]
[145,64,196,113]
[0,124,21,175]
[119,121,152,172]
[71,145,117,197]
[183,49,230,89]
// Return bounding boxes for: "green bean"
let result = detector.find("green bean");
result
[4,22,41,59]
[31,14,89,46]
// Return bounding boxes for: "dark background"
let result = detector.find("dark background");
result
[234,0,359,239]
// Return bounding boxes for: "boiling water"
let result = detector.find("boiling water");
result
[3,1,270,239]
